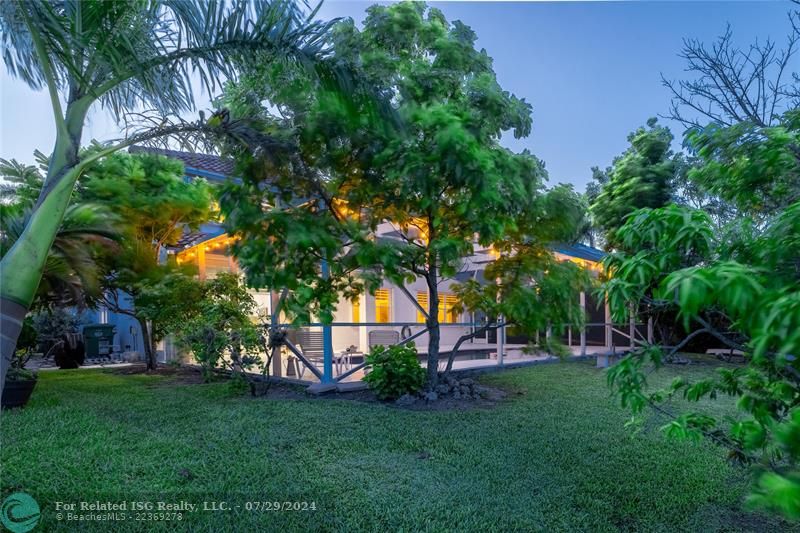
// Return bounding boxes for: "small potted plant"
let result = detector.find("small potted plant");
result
[2,317,39,409]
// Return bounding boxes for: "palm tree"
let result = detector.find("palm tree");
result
[0,0,337,394]
[1,204,119,310]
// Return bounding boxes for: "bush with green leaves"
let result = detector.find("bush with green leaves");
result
[178,273,264,383]
[602,187,800,519]
[363,344,426,400]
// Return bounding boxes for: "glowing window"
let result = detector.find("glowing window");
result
[436,293,460,324]
[416,291,429,323]
[375,289,391,323]
[352,297,361,323]
[444,294,460,323]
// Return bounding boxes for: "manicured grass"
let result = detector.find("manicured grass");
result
[2,362,797,532]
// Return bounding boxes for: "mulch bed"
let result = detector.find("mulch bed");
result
[106,364,206,385]
[105,363,510,411]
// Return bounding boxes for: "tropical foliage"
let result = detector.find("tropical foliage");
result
[0,0,341,394]
[601,108,800,519]
[220,2,587,388]
[1,156,120,309]
[177,273,263,382]
[589,118,680,251]
[77,150,212,369]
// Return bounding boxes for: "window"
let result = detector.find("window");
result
[352,297,361,323]
[416,291,428,323]
[443,294,460,323]
[205,251,233,279]
[419,291,460,324]
[375,289,391,323]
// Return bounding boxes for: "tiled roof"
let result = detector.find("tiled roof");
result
[129,146,235,179]
[168,222,227,251]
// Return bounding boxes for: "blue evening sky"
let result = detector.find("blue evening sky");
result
[0,1,792,191]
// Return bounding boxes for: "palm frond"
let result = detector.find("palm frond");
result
[1,0,336,121]
[0,157,44,204]
[1,203,120,308]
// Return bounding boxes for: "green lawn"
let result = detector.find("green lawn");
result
[2,362,797,532]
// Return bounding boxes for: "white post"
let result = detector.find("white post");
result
[498,316,505,367]
[647,317,654,344]
[604,297,612,349]
[579,291,587,356]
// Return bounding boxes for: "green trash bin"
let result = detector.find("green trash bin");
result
[83,324,116,358]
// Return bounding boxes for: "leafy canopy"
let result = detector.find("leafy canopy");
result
[590,118,679,250]
[603,109,800,519]
[78,150,212,254]
[220,2,588,387]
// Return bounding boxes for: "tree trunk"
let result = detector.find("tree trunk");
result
[0,298,28,400]
[425,270,440,390]
[137,317,157,371]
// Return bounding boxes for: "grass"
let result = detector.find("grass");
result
[1,361,797,532]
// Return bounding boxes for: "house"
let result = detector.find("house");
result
[94,147,622,377]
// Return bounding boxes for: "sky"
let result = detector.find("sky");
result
[0,0,794,192]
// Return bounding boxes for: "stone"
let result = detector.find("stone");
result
[306,382,337,395]
[460,378,475,386]
[452,391,462,400]
[395,393,416,406]
[336,381,368,393]
[435,384,450,395]
[473,385,489,398]
[446,376,458,387]
[423,391,438,402]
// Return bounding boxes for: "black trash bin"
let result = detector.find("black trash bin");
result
[83,324,116,358]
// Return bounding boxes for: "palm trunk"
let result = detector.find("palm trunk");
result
[0,99,89,396]
[0,298,28,399]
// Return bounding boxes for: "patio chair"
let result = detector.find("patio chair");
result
[368,330,400,349]
[293,330,325,379]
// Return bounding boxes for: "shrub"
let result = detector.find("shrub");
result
[363,344,425,400]
[178,274,263,383]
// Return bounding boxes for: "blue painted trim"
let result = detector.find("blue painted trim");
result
[320,260,334,384]
[184,166,243,184]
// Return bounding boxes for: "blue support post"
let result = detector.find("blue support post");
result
[321,260,334,383]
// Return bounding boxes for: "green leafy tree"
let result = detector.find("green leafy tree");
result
[603,111,800,519]
[589,118,678,250]
[221,3,584,389]
[580,166,610,248]
[686,113,800,218]
[178,273,262,382]
[79,151,212,370]
[0,0,341,396]
[78,150,212,257]
[605,12,800,516]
